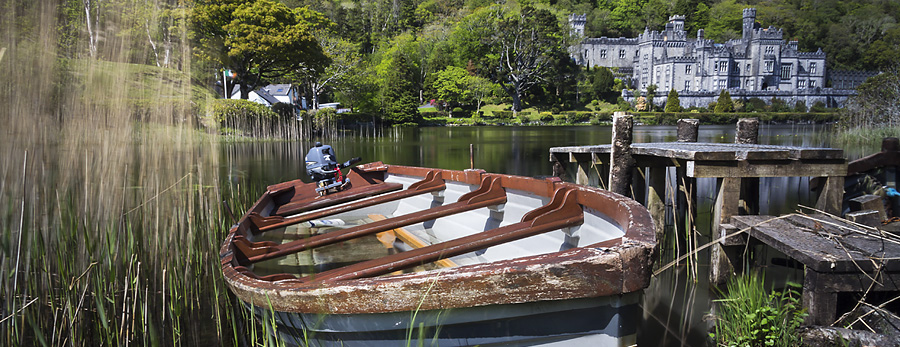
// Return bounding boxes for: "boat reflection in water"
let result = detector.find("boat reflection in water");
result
[221,162,656,346]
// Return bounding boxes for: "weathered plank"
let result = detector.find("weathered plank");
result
[550,143,844,162]
[686,160,847,178]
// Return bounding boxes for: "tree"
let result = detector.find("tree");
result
[665,88,681,112]
[192,0,329,99]
[587,66,616,102]
[645,84,658,111]
[380,47,420,125]
[432,66,471,114]
[450,4,569,114]
[844,68,900,128]
[297,31,361,109]
[714,90,734,113]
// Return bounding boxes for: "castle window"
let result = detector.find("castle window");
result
[717,80,727,88]
[685,65,692,75]
[765,61,774,73]
[781,64,792,80]
[810,80,816,88]
[620,50,626,59]
[719,62,728,73]
[746,64,751,73]
[600,49,607,59]
[684,81,691,90]
[765,46,774,55]
[810,63,817,74]
[799,80,807,88]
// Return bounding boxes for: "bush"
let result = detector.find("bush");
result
[794,100,808,113]
[744,98,767,112]
[810,101,827,113]
[493,110,513,119]
[271,102,295,120]
[564,111,591,123]
[210,99,279,124]
[539,112,554,122]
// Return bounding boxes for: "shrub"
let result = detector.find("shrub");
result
[210,99,279,124]
[492,111,513,119]
[271,102,295,120]
[810,101,827,113]
[539,112,554,122]
[744,98,767,112]
[794,100,808,113]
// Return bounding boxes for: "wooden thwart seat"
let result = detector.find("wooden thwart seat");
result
[237,176,508,264]
[253,170,447,232]
[370,214,458,268]
[293,188,584,283]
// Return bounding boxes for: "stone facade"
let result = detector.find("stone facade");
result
[570,9,855,108]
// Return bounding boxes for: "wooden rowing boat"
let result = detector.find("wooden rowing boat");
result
[220,162,656,346]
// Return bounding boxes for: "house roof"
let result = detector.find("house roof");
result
[254,88,281,105]
[263,84,292,97]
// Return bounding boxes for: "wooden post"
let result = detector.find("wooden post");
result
[736,118,760,215]
[677,119,699,142]
[710,177,742,285]
[735,117,759,144]
[674,120,698,244]
[647,167,667,242]
[609,113,634,198]
[815,175,845,215]
[802,270,838,325]
[632,167,647,205]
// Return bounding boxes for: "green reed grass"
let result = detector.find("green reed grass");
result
[710,272,807,347]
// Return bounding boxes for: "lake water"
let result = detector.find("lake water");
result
[221,123,874,346]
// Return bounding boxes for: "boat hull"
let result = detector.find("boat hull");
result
[252,294,640,347]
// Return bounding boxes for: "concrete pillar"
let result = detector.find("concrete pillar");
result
[609,113,634,197]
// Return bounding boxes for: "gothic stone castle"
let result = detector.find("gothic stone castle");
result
[570,8,856,108]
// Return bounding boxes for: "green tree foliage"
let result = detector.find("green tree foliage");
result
[432,66,471,110]
[714,90,734,113]
[380,46,420,125]
[298,31,361,109]
[705,0,743,42]
[453,3,568,114]
[586,66,616,103]
[645,84,658,111]
[665,89,681,112]
[843,69,900,128]
[192,0,329,99]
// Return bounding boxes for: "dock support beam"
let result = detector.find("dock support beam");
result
[609,113,634,198]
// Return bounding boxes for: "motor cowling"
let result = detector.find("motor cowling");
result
[305,142,338,182]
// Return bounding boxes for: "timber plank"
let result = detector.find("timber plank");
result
[730,214,900,273]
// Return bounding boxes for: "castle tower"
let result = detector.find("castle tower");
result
[568,14,586,37]
[742,8,757,41]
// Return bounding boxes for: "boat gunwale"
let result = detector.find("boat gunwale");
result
[220,164,656,314]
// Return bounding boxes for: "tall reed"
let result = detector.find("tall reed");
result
[0,0,280,344]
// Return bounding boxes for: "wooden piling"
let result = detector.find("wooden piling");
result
[735,118,759,144]
[609,113,634,198]
[677,119,699,142]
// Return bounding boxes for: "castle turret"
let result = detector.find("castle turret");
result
[568,14,586,37]
[743,8,757,40]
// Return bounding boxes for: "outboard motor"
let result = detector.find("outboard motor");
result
[305,142,361,196]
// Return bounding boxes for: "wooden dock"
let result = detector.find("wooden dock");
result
[724,213,900,326]
[549,116,848,284]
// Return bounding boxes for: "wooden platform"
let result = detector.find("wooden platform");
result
[551,141,848,284]
[724,214,900,326]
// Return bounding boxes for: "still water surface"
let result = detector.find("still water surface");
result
[223,124,870,346]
